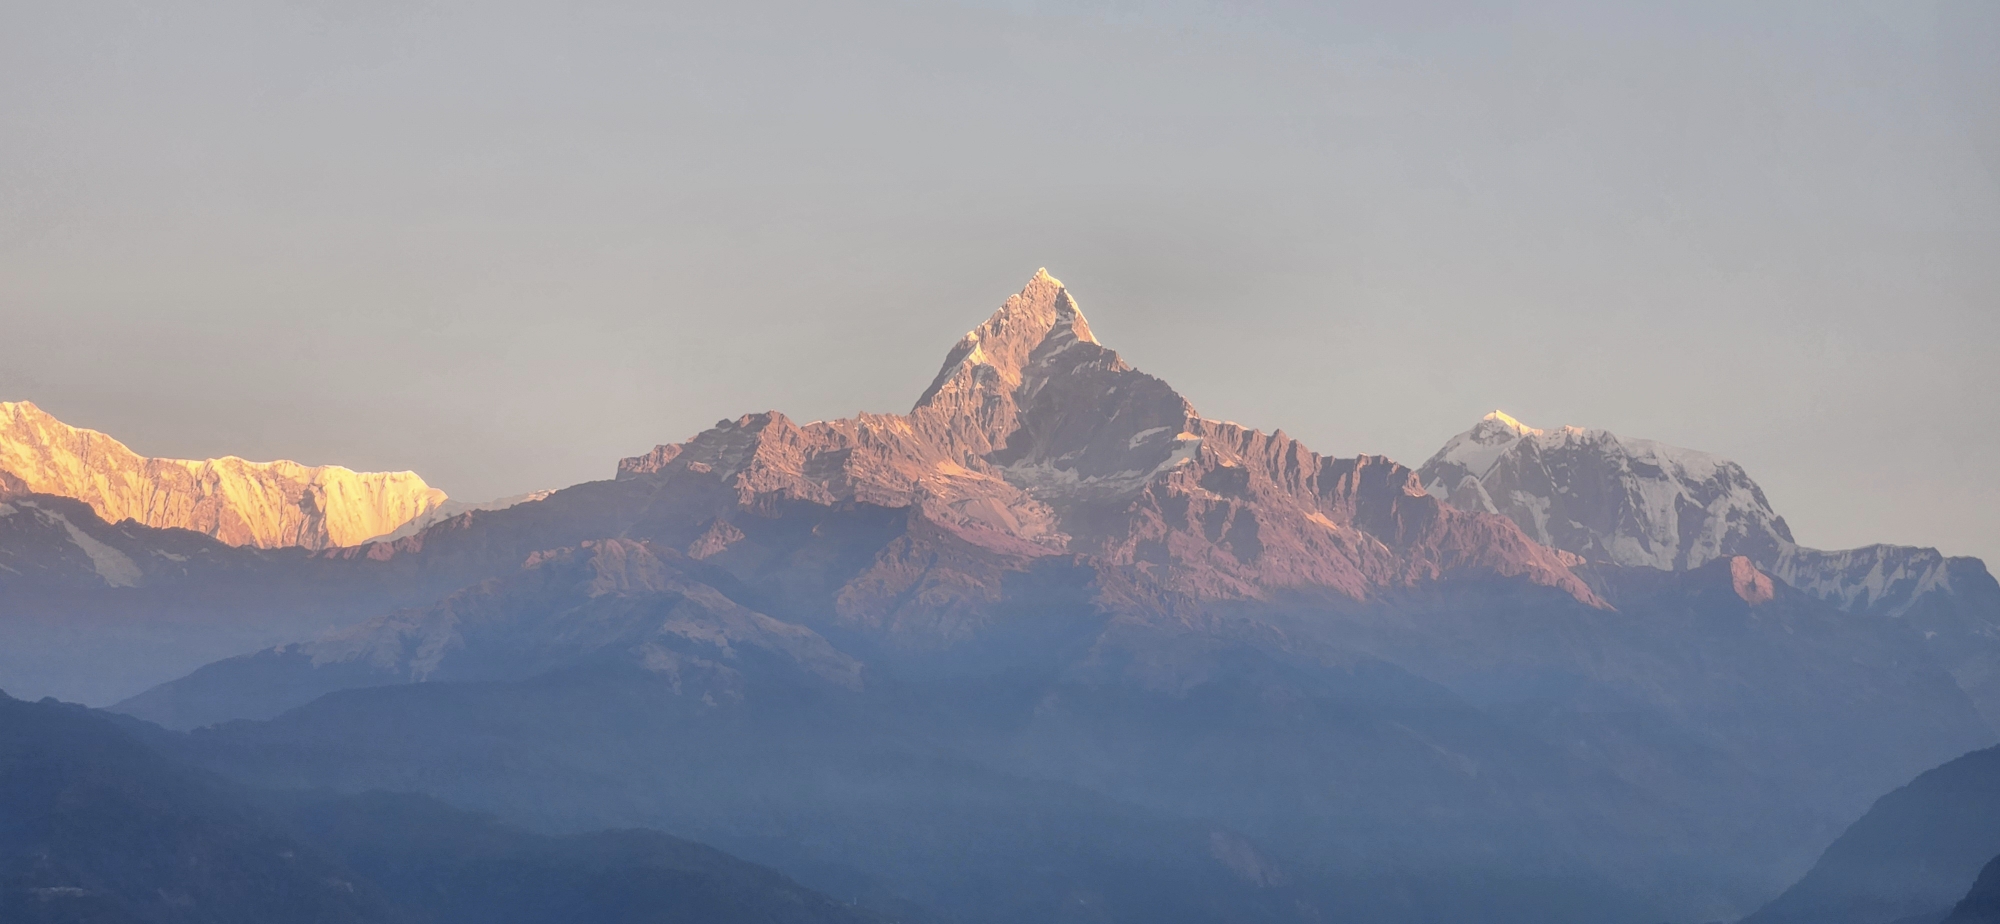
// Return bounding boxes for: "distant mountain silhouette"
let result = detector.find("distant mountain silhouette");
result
[1742,744,2000,924]
[0,690,907,924]
[1945,854,2000,924]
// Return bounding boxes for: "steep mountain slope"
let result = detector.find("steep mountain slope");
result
[119,539,865,729]
[0,495,328,704]
[364,489,553,543]
[0,400,446,550]
[608,270,1595,642]
[0,492,450,705]
[126,545,1995,918]
[0,402,446,548]
[17,270,1999,922]
[1742,744,2000,924]
[1274,555,1991,834]
[1945,854,2000,924]
[1775,545,2000,727]
[61,269,1593,702]
[1418,412,2000,724]
[1418,411,1793,570]
[165,631,1690,924]
[102,271,1609,720]
[0,691,381,923]
[0,691,906,924]
[126,544,1786,914]
[31,269,1579,706]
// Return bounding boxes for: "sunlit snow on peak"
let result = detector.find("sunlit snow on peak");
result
[1482,410,1541,436]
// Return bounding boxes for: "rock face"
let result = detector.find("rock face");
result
[616,270,1596,636]
[1419,411,2000,725]
[20,270,2000,924]
[0,400,447,549]
[0,495,149,588]
[0,490,461,706]
[1418,411,1793,571]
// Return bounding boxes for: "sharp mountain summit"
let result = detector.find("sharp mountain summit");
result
[4,271,1997,924]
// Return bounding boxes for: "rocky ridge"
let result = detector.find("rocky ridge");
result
[615,270,1596,629]
[367,490,554,543]
[1419,411,2000,724]
[120,538,865,728]
[0,400,446,549]
[46,271,2000,923]
[1418,411,1793,571]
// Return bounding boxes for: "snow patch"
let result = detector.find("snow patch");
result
[1484,410,1538,435]
[1160,436,1203,471]
[1428,412,1538,481]
[1035,336,1088,363]
[1002,436,1203,497]
[40,505,142,587]
[1506,490,1553,545]
[1772,544,1956,615]
[1420,413,1778,571]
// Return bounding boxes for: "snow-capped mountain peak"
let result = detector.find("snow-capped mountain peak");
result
[1417,413,1792,571]
[1482,409,1539,437]
[0,400,447,550]
[616,272,1600,616]
[1416,412,2000,724]
[1425,410,1543,488]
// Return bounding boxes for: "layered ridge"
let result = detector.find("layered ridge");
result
[0,401,446,549]
[1420,411,2000,723]
[616,270,1597,618]
[1419,411,1793,571]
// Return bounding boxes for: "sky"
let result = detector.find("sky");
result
[1,0,1996,562]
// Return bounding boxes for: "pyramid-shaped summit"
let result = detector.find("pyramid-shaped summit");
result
[916,269,1097,410]
[77,273,2000,924]
[613,270,1596,625]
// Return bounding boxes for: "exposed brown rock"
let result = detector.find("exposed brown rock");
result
[1732,555,1777,605]
[616,269,1600,627]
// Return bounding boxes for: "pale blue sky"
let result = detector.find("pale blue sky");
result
[2,1,1996,562]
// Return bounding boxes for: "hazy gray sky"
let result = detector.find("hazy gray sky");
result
[2,1,1996,562]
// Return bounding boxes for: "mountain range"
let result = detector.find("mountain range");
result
[0,400,447,549]
[3,270,1997,923]
[0,690,906,924]
[1739,740,2000,924]
[1420,410,2000,724]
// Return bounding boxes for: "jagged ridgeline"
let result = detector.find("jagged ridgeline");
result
[0,400,447,549]
[1418,409,2000,725]
[0,270,1995,924]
